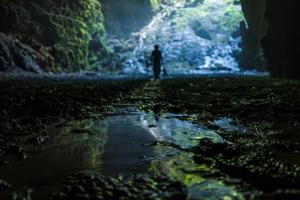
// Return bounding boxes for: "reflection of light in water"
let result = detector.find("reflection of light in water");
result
[139,113,224,148]
[141,114,162,139]
[138,111,243,200]
[211,117,247,134]
[188,179,244,200]
[54,119,109,171]
[104,112,241,199]
[0,119,109,193]
[0,110,242,199]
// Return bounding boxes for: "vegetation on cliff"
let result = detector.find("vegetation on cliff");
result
[43,0,108,71]
[0,0,108,72]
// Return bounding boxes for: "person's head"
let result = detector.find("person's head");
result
[154,45,159,50]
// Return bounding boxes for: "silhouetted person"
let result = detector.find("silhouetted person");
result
[151,45,163,80]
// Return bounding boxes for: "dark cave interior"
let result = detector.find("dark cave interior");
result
[1,0,300,199]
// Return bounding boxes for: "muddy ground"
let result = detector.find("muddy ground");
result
[0,76,300,199]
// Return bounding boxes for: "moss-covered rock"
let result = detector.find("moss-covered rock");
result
[0,33,46,73]
[0,0,108,72]
[40,0,108,71]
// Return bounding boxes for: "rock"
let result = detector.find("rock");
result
[71,185,86,194]
[193,138,228,156]
[11,189,33,200]
[0,179,11,190]
[7,145,27,160]
[102,0,157,38]
[148,124,157,128]
[265,189,300,199]
[0,0,110,73]
[27,135,50,145]
[191,20,212,40]
[0,33,43,73]
[237,21,266,71]
[241,0,300,78]
[51,173,186,200]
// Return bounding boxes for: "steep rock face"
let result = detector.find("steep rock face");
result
[241,0,300,78]
[0,33,45,73]
[240,0,267,39]
[262,0,300,78]
[101,0,160,38]
[238,21,266,71]
[239,0,267,71]
[0,0,108,72]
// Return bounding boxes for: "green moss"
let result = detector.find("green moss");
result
[170,0,244,41]
[222,0,244,32]
[150,0,161,10]
[10,0,109,72]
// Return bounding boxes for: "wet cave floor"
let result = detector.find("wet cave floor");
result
[0,76,300,200]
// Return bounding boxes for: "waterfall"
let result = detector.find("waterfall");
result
[108,0,245,75]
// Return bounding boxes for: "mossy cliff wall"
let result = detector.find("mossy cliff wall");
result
[241,0,300,78]
[0,0,160,73]
[0,0,108,72]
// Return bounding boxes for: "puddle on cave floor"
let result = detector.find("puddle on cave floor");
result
[0,108,242,199]
[210,117,248,134]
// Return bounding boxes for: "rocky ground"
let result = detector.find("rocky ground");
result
[1,76,300,199]
[137,77,300,199]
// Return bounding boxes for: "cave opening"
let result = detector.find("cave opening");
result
[101,0,265,76]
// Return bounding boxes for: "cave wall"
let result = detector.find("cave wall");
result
[241,0,300,78]
[0,0,160,73]
[0,0,109,72]
[238,0,267,71]
[262,0,300,78]
[240,0,267,40]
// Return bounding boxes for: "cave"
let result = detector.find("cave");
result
[0,0,298,77]
[1,0,300,199]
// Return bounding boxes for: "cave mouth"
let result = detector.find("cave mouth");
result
[104,0,257,75]
[0,0,268,77]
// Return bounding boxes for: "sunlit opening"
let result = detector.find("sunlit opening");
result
[105,0,245,75]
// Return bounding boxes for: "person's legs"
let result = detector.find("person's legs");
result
[152,67,156,80]
[153,64,161,80]
[156,68,161,79]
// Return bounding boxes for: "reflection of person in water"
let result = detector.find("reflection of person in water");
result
[151,45,163,80]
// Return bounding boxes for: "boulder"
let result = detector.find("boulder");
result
[0,33,43,73]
